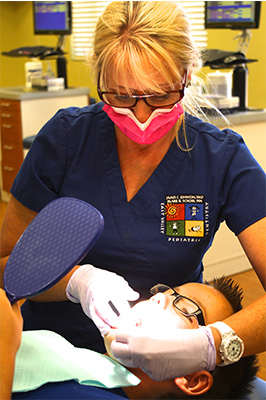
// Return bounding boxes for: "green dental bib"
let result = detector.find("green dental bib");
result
[13,330,140,393]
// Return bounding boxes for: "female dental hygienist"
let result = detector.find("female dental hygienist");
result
[1,1,265,382]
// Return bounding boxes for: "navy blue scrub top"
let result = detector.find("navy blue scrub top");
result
[12,102,266,352]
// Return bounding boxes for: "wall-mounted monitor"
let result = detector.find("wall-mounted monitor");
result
[33,1,72,35]
[205,1,261,30]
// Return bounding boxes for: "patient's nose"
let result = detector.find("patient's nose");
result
[150,293,167,309]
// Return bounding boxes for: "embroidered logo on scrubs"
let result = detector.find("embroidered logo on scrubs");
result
[160,195,209,241]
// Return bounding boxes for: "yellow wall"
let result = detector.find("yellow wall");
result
[0,1,97,98]
[0,1,265,107]
[204,1,266,109]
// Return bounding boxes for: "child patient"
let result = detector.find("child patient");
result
[104,277,258,399]
[1,277,258,400]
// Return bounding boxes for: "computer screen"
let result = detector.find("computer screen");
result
[33,1,72,35]
[205,1,261,30]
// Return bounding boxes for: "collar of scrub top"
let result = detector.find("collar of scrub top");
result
[4,197,104,304]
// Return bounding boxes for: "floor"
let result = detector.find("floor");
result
[1,200,265,380]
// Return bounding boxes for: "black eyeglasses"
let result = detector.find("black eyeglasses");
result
[97,77,186,109]
[149,283,205,326]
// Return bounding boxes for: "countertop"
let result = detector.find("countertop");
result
[0,86,90,101]
[1,87,265,127]
[204,108,266,127]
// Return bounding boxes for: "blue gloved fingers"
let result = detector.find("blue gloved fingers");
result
[109,327,216,381]
[93,296,131,329]
[66,265,140,335]
[111,336,135,367]
[112,329,132,344]
[123,286,140,302]
[93,285,139,323]
[91,290,139,332]
[89,305,112,336]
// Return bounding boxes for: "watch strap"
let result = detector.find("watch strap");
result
[209,321,244,367]
[209,321,236,336]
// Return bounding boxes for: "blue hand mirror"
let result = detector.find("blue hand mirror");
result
[4,197,104,304]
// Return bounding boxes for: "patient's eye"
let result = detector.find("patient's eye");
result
[179,307,194,323]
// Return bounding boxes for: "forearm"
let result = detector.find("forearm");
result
[0,291,23,400]
[30,265,80,302]
[1,196,37,290]
[0,350,16,400]
[0,256,8,289]
[211,294,266,364]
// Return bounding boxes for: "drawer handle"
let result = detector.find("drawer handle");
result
[1,102,11,107]
[3,145,14,150]
[1,113,12,118]
[3,166,15,172]
[2,124,12,128]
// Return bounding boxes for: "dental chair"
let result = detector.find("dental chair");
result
[244,377,266,399]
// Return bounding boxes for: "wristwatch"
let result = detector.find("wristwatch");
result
[209,321,244,366]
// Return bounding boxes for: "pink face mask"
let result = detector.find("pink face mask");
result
[103,103,184,145]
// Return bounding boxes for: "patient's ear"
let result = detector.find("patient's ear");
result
[174,371,213,396]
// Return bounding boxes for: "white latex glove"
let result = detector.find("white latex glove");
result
[66,265,140,336]
[111,325,216,381]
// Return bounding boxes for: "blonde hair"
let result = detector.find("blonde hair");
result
[91,1,200,91]
[88,1,226,148]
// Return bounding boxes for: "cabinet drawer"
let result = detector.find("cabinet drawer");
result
[0,99,21,113]
[1,142,23,165]
[1,109,21,124]
[1,121,22,143]
[1,162,20,192]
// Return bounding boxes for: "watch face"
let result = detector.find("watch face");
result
[225,339,243,361]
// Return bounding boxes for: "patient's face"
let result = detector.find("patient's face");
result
[105,282,233,358]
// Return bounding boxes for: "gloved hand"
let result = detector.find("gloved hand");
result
[66,265,140,336]
[111,325,216,381]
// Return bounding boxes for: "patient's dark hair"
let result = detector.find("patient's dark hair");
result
[160,276,259,399]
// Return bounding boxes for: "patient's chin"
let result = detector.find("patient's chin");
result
[104,330,117,361]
